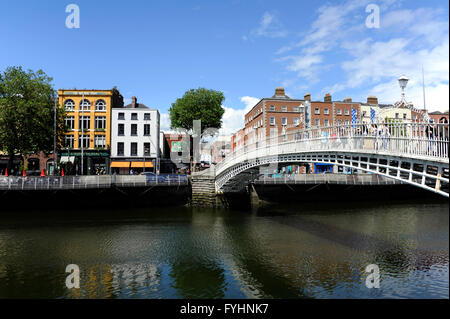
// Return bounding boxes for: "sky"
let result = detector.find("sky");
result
[0,0,448,135]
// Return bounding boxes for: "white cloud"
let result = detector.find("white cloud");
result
[275,2,449,112]
[249,11,287,39]
[219,96,259,135]
[159,112,171,132]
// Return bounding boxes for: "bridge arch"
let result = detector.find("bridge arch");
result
[215,122,449,197]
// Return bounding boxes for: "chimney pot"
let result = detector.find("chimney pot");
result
[304,93,311,101]
[132,96,137,108]
[324,93,332,102]
[367,95,378,105]
[275,87,285,97]
[343,97,352,103]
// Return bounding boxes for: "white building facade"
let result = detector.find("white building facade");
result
[111,97,160,173]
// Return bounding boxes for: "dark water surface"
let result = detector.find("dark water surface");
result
[0,200,448,299]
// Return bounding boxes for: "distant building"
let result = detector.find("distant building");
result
[428,111,449,124]
[110,96,160,174]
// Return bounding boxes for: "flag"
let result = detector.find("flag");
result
[370,108,376,123]
[351,108,357,128]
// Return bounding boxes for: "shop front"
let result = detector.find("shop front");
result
[110,160,155,175]
[60,150,110,175]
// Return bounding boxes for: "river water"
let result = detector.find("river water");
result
[0,200,448,299]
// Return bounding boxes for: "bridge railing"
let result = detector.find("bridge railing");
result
[216,121,449,176]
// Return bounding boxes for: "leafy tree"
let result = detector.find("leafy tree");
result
[0,66,65,171]
[169,88,225,132]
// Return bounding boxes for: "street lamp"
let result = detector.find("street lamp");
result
[398,75,409,104]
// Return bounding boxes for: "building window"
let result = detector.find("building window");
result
[314,108,320,115]
[345,120,350,125]
[270,105,275,111]
[270,117,275,125]
[282,117,287,126]
[293,117,299,126]
[130,143,138,156]
[282,106,287,112]
[95,100,106,111]
[324,108,329,115]
[324,119,329,126]
[144,113,151,120]
[345,109,350,115]
[80,135,90,148]
[80,99,91,111]
[403,113,407,120]
[118,124,125,136]
[64,135,74,148]
[337,120,342,125]
[95,116,106,130]
[144,124,151,136]
[315,119,320,126]
[293,107,299,112]
[94,135,106,148]
[282,134,287,141]
[117,142,124,156]
[362,111,367,117]
[79,116,90,130]
[144,143,151,156]
[337,109,342,115]
[395,113,399,119]
[118,112,125,120]
[65,116,75,130]
[131,124,138,136]
[64,99,75,111]
[131,113,138,120]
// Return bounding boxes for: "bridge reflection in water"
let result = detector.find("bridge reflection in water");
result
[0,201,447,299]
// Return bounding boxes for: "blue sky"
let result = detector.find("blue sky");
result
[1,0,448,134]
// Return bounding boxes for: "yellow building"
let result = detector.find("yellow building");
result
[58,89,123,175]
[360,102,412,124]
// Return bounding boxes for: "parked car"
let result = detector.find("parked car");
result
[141,172,166,183]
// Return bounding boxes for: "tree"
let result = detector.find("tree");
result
[0,66,65,172]
[169,88,225,132]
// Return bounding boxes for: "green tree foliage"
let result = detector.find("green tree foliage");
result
[169,88,225,132]
[0,66,65,170]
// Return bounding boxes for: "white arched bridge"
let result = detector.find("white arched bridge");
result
[213,121,449,197]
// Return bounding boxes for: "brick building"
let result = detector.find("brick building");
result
[428,111,449,124]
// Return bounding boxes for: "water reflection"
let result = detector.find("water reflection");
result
[0,200,448,299]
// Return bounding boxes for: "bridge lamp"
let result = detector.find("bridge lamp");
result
[398,75,409,102]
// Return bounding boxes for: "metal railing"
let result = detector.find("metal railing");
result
[216,121,449,176]
[0,174,189,190]
[254,173,404,185]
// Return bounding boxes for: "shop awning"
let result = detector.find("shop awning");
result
[131,161,153,168]
[60,156,75,163]
[111,161,131,168]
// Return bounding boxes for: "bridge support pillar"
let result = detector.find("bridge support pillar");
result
[191,173,218,207]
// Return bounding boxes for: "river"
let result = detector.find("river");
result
[0,199,448,299]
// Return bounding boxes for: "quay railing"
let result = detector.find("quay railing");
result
[254,173,405,185]
[0,174,189,191]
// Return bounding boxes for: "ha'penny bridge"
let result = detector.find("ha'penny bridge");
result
[1,121,448,208]
[191,121,449,206]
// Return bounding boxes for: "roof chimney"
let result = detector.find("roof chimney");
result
[343,97,352,103]
[367,95,378,105]
[275,87,285,97]
[304,93,311,101]
[131,96,137,108]
[324,93,332,102]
